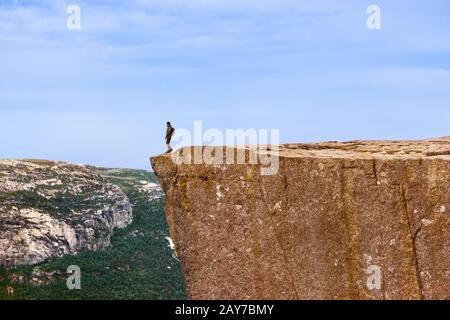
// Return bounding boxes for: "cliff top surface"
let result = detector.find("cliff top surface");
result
[152,136,450,161]
[278,136,450,159]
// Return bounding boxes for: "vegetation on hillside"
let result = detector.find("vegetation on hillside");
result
[0,169,186,300]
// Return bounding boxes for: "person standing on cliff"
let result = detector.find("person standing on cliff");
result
[165,121,175,154]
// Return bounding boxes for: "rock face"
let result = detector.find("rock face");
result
[0,160,133,266]
[151,137,450,300]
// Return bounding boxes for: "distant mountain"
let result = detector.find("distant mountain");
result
[0,161,185,300]
[0,160,133,266]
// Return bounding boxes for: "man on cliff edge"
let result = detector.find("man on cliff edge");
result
[165,121,175,154]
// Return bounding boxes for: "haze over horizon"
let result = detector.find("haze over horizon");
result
[1,0,450,169]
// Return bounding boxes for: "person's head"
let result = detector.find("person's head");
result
[167,121,171,127]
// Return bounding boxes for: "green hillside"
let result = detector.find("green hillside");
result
[0,169,186,300]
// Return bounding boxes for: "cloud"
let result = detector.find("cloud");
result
[132,0,336,12]
[1,3,449,166]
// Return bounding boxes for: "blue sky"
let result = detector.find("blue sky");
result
[1,0,449,169]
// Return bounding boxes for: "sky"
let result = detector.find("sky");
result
[1,0,449,169]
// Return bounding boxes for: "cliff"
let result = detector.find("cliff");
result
[0,160,133,266]
[151,137,450,300]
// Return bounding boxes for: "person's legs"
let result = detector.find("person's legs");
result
[166,140,173,153]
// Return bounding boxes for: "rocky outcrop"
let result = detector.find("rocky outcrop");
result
[151,137,450,300]
[0,160,133,266]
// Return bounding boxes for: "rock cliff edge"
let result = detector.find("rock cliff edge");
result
[151,137,450,300]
